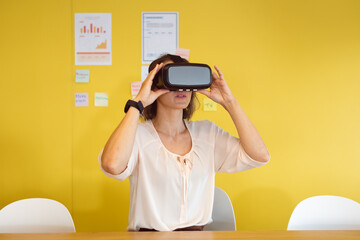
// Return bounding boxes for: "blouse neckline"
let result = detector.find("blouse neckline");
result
[148,120,194,158]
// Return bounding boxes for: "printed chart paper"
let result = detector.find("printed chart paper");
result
[142,12,178,64]
[75,13,112,65]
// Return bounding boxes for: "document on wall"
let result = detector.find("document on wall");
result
[75,13,112,65]
[142,12,178,64]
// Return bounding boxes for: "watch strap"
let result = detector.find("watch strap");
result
[124,100,144,114]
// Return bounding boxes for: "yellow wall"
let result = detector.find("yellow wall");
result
[1,0,360,232]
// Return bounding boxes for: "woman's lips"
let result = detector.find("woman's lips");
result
[175,93,186,98]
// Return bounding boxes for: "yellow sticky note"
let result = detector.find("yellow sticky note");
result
[95,92,108,107]
[203,98,217,111]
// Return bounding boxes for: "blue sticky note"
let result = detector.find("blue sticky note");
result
[76,70,90,83]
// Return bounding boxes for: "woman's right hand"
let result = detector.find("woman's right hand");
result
[102,64,168,175]
[134,63,169,107]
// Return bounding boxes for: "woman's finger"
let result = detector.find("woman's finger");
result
[142,65,157,86]
[151,62,164,77]
[142,63,164,90]
[144,63,163,83]
[152,88,169,99]
[212,71,219,81]
[197,89,211,98]
[214,65,225,80]
[148,64,158,79]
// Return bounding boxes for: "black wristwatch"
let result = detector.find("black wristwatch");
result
[124,100,144,114]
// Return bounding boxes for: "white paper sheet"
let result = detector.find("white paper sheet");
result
[142,12,178,64]
[141,65,149,82]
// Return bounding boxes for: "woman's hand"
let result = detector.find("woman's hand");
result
[199,66,270,163]
[198,65,236,111]
[134,63,169,107]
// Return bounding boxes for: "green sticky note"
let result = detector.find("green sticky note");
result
[76,70,90,83]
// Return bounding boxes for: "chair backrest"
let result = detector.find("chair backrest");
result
[204,187,236,231]
[0,198,75,233]
[287,195,360,230]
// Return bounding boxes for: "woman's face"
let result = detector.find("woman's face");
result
[156,60,192,111]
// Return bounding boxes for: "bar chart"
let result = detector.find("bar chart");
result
[75,13,112,65]
[79,24,107,34]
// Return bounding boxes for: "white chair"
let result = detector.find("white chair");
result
[287,195,360,230]
[0,198,75,233]
[204,187,236,231]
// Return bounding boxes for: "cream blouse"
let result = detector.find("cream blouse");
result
[99,120,268,231]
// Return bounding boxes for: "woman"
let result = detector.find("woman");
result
[99,54,270,231]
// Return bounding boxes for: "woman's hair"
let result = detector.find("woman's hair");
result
[142,54,198,120]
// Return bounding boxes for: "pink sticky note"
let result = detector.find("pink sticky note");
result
[176,48,190,60]
[131,81,142,96]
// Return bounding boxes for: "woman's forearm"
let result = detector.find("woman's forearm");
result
[101,107,140,175]
[224,98,270,163]
[101,63,168,175]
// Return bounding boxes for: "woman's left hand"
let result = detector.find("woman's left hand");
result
[198,65,236,110]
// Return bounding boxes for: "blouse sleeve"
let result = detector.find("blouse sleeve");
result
[98,132,139,181]
[212,122,268,173]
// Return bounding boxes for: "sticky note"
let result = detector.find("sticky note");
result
[131,81,142,96]
[75,70,90,83]
[95,92,108,107]
[75,93,88,107]
[176,48,190,60]
[141,65,149,82]
[203,98,217,111]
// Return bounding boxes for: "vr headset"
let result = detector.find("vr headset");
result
[154,63,212,91]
